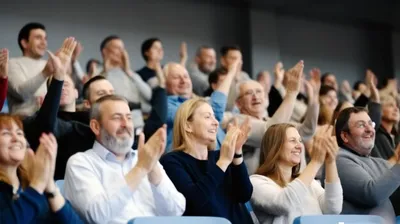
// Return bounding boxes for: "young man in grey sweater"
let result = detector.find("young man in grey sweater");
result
[332,106,400,224]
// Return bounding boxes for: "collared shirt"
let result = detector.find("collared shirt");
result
[166,91,227,152]
[64,141,185,224]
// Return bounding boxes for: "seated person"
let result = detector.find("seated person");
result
[223,61,319,174]
[160,98,253,224]
[250,124,342,224]
[165,60,240,151]
[0,114,82,223]
[188,46,217,96]
[203,67,228,97]
[329,107,400,224]
[64,95,185,224]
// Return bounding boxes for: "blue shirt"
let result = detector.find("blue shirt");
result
[166,91,227,152]
[0,181,83,224]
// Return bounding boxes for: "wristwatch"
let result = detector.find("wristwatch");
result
[45,187,59,199]
[234,153,243,158]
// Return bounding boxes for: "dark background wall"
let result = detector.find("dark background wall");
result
[0,0,398,86]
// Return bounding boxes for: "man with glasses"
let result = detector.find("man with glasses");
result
[332,106,400,224]
[223,61,319,174]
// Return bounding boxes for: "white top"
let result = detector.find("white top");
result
[250,175,343,224]
[64,141,186,224]
[7,56,47,115]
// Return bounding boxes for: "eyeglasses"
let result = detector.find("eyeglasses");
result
[353,121,376,129]
[239,89,263,98]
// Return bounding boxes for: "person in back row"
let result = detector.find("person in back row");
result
[64,95,185,224]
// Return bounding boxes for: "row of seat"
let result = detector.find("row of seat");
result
[54,180,393,224]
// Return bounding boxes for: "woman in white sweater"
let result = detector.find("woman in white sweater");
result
[250,124,343,224]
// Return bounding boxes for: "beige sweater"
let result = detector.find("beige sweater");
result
[7,57,47,115]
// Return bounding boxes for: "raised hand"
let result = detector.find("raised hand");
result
[274,62,285,87]
[155,63,166,88]
[285,60,304,94]
[122,49,131,74]
[29,134,55,194]
[366,69,379,103]
[71,42,83,62]
[136,125,166,172]
[43,37,77,78]
[322,126,339,164]
[40,134,58,192]
[340,80,352,95]
[310,125,329,165]
[218,126,240,168]
[230,117,251,153]
[179,42,188,66]
[0,49,9,78]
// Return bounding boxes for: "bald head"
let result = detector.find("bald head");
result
[236,80,267,119]
[165,62,193,98]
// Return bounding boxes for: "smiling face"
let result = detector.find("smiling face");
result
[341,111,375,156]
[0,117,27,167]
[22,28,47,58]
[236,80,266,118]
[186,102,219,146]
[279,127,303,167]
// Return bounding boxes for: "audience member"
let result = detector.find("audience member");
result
[188,46,217,96]
[220,45,251,111]
[82,59,102,83]
[321,72,338,91]
[136,38,164,83]
[251,124,342,224]
[203,67,228,97]
[64,95,185,224]
[0,114,83,223]
[256,70,271,97]
[7,23,49,115]
[224,61,319,174]
[160,98,253,224]
[99,35,152,127]
[164,60,240,151]
[331,107,400,223]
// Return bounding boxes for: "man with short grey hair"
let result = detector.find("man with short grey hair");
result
[188,46,217,96]
[64,95,185,224]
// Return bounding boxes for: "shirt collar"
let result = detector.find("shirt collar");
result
[92,141,136,162]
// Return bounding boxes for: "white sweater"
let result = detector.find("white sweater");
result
[250,175,343,224]
[7,57,47,115]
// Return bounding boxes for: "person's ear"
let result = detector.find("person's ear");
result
[90,119,101,136]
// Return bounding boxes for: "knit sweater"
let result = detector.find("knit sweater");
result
[328,148,400,224]
[7,56,47,115]
[250,176,342,224]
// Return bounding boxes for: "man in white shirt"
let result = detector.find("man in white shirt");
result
[64,94,185,224]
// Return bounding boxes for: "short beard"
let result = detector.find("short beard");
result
[100,128,134,156]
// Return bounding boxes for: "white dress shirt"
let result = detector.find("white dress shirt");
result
[64,141,185,224]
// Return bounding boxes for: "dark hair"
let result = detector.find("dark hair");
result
[335,107,368,148]
[141,38,161,61]
[100,35,120,52]
[319,85,337,96]
[321,72,334,84]
[196,45,214,57]
[203,67,228,96]
[86,59,101,74]
[353,81,365,91]
[220,45,241,57]
[82,75,108,100]
[18,22,46,52]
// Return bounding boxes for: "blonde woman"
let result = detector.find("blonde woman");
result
[250,124,342,224]
[160,98,253,224]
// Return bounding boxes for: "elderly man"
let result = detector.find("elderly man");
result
[64,95,185,224]
[223,61,319,174]
[331,107,400,224]
[165,60,240,152]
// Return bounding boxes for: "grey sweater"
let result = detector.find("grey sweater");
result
[333,148,400,224]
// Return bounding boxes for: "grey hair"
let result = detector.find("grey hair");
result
[90,95,128,121]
